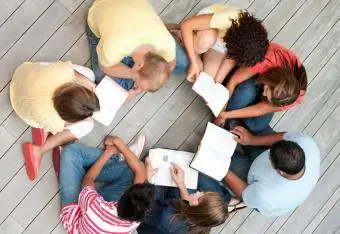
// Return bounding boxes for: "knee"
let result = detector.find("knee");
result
[195,30,217,54]
[61,143,82,164]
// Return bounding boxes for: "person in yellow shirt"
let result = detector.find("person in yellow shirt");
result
[86,0,189,101]
[10,61,100,180]
[180,4,269,83]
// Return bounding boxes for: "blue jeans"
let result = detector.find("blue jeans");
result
[197,126,275,203]
[59,143,134,206]
[86,26,189,87]
[226,77,274,133]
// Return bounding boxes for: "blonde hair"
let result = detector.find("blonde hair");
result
[138,52,171,92]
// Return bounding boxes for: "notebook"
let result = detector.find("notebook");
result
[92,76,128,126]
[190,122,237,181]
[148,148,198,189]
[192,72,229,117]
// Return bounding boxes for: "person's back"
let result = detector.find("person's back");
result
[243,132,320,217]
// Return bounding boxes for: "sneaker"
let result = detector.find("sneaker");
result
[128,135,146,158]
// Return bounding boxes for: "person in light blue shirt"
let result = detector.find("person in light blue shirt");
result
[198,126,320,217]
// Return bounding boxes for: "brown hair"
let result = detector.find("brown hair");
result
[138,52,171,92]
[172,192,229,234]
[257,54,307,107]
[53,83,100,123]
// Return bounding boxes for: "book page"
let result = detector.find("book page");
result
[192,72,215,101]
[149,148,198,189]
[190,145,231,181]
[201,122,237,157]
[207,84,229,117]
[92,76,128,126]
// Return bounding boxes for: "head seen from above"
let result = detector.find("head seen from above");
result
[173,191,229,233]
[258,60,307,107]
[223,11,269,67]
[269,140,305,177]
[132,52,171,92]
[117,183,155,222]
[53,82,100,123]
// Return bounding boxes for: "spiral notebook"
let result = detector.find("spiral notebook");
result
[92,76,128,126]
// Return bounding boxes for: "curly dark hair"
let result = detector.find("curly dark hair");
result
[223,11,269,66]
[117,183,155,222]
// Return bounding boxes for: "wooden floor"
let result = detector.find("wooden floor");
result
[0,0,339,233]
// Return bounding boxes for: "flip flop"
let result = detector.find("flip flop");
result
[228,201,247,213]
[32,128,45,146]
[22,143,42,180]
[52,146,61,179]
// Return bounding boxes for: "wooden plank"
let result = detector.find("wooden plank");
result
[312,192,340,234]
[0,1,70,90]
[290,0,340,62]
[0,0,25,26]
[184,0,227,20]
[247,0,280,20]
[275,50,340,132]
[0,0,54,58]
[236,212,275,234]
[0,126,16,159]
[2,113,28,139]
[0,86,12,124]
[264,0,305,40]
[11,168,58,228]
[0,216,24,234]
[58,0,85,12]
[32,0,92,62]
[219,207,253,233]
[160,0,201,23]
[273,0,330,48]
[23,193,61,234]
[0,150,53,224]
[303,186,340,233]
[51,223,66,234]
[227,0,255,9]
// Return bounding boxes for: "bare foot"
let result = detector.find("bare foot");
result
[31,144,43,167]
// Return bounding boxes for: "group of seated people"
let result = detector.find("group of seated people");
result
[9,0,320,233]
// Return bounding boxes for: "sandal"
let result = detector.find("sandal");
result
[52,146,61,179]
[22,143,42,180]
[32,128,45,147]
[228,200,247,213]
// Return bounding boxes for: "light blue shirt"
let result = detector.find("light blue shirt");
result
[242,132,320,217]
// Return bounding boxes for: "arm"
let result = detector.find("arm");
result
[214,58,236,83]
[223,171,247,198]
[82,148,116,188]
[105,136,146,184]
[180,14,213,65]
[222,102,282,119]
[99,63,133,79]
[226,67,256,97]
[231,126,284,146]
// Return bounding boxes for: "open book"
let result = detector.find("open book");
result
[192,72,229,117]
[148,148,198,189]
[190,122,237,181]
[92,76,128,126]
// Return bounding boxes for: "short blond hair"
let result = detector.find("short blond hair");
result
[138,52,171,92]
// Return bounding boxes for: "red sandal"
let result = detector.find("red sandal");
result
[52,146,61,179]
[22,143,42,180]
[32,128,45,147]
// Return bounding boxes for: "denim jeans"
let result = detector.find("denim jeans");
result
[85,25,189,86]
[226,77,274,133]
[59,142,134,206]
[197,126,275,203]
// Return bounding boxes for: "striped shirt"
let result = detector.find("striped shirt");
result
[61,186,139,234]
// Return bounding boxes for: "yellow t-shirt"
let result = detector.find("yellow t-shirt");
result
[10,61,75,134]
[88,0,176,68]
[205,5,242,38]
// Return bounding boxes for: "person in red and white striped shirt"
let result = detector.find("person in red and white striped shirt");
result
[59,135,154,234]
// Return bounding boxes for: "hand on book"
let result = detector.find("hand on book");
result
[170,163,185,186]
[145,157,159,182]
[125,87,142,103]
[230,126,254,145]
[214,112,227,126]
[186,63,200,83]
